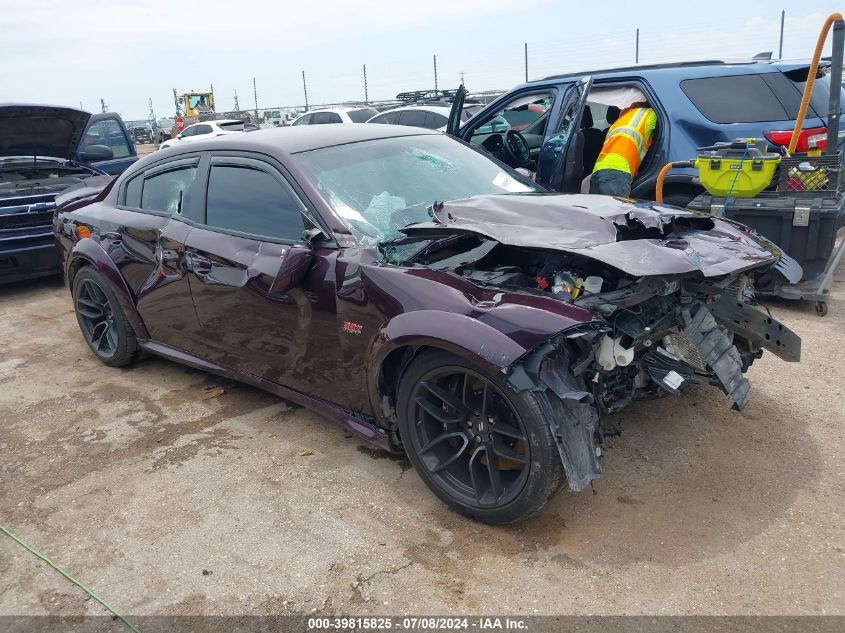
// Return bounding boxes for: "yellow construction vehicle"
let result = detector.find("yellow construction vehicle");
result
[174,90,215,120]
[183,91,214,118]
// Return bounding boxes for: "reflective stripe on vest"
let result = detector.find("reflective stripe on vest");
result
[593,108,654,177]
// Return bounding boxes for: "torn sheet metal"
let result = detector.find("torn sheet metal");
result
[402,193,790,278]
[507,332,604,492]
[682,304,750,410]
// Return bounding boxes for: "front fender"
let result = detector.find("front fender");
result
[69,237,149,339]
[374,310,529,376]
[367,304,601,425]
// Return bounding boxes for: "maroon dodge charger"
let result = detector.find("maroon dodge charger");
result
[54,125,801,523]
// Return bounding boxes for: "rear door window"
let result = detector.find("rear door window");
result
[370,111,399,124]
[312,112,343,124]
[347,108,378,122]
[205,163,306,241]
[423,111,448,129]
[141,166,197,214]
[681,75,791,123]
[397,110,428,128]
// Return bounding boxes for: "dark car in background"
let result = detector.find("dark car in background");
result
[54,125,800,523]
[131,123,153,144]
[450,58,845,206]
[0,104,137,283]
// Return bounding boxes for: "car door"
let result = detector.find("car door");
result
[397,109,428,128]
[112,154,204,350]
[540,76,593,192]
[78,114,138,174]
[183,152,344,393]
[185,124,213,142]
[453,84,567,177]
[311,112,343,124]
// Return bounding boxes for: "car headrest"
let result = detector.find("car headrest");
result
[581,105,594,129]
[606,106,621,125]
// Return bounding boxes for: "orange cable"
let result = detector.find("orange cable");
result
[788,13,844,154]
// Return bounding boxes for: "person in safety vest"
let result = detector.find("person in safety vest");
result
[590,102,657,196]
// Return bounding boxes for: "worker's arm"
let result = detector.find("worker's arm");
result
[644,110,658,143]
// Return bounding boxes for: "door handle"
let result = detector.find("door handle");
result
[187,251,213,273]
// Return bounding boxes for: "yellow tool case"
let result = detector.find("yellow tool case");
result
[694,139,781,198]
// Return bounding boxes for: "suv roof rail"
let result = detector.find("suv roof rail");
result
[396,89,458,102]
[541,58,756,80]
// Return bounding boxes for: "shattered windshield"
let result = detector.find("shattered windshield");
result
[292,134,536,244]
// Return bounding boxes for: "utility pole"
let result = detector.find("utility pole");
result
[363,64,369,104]
[302,70,309,110]
[635,28,640,64]
[100,99,107,113]
[252,77,258,121]
[210,83,215,113]
[233,89,240,112]
[459,71,465,86]
[433,54,438,91]
[173,88,180,118]
[524,42,528,82]
[778,10,785,59]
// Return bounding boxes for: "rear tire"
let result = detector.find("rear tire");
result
[72,267,138,367]
[397,350,564,524]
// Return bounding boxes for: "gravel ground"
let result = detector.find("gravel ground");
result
[0,251,843,617]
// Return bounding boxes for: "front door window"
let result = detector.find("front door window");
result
[467,92,555,171]
[82,118,131,158]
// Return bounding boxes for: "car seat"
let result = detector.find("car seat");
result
[581,106,605,176]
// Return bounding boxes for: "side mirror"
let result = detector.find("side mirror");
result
[269,245,313,296]
[78,144,114,162]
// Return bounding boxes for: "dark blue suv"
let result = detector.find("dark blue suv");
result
[448,59,844,207]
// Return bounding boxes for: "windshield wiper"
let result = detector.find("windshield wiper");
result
[379,233,469,265]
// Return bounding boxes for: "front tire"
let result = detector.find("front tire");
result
[72,267,138,367]
[397,350,564,524]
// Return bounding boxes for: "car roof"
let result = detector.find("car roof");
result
[299,106,375,115]
[536,57,822,83]
[154,124,439,157]
[372,104,452,115]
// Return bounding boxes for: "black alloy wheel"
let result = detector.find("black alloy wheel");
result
[76,278,119,357]
[398,350,564,523]
[72,267,138,367]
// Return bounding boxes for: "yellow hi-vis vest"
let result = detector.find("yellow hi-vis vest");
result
[593,107,657,177]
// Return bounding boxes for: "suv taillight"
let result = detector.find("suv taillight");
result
[764,126,827,152]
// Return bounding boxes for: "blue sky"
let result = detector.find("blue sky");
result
[1,0,842,119]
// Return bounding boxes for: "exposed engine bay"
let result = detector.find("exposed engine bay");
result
[392,231,799,409]
[0,161,98,199]
[384,193,803,491]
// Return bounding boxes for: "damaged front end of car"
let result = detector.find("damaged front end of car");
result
[389,193,802,491]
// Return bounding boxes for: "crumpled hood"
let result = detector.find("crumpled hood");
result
[402,193,801,280]
[0,104,90,160]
